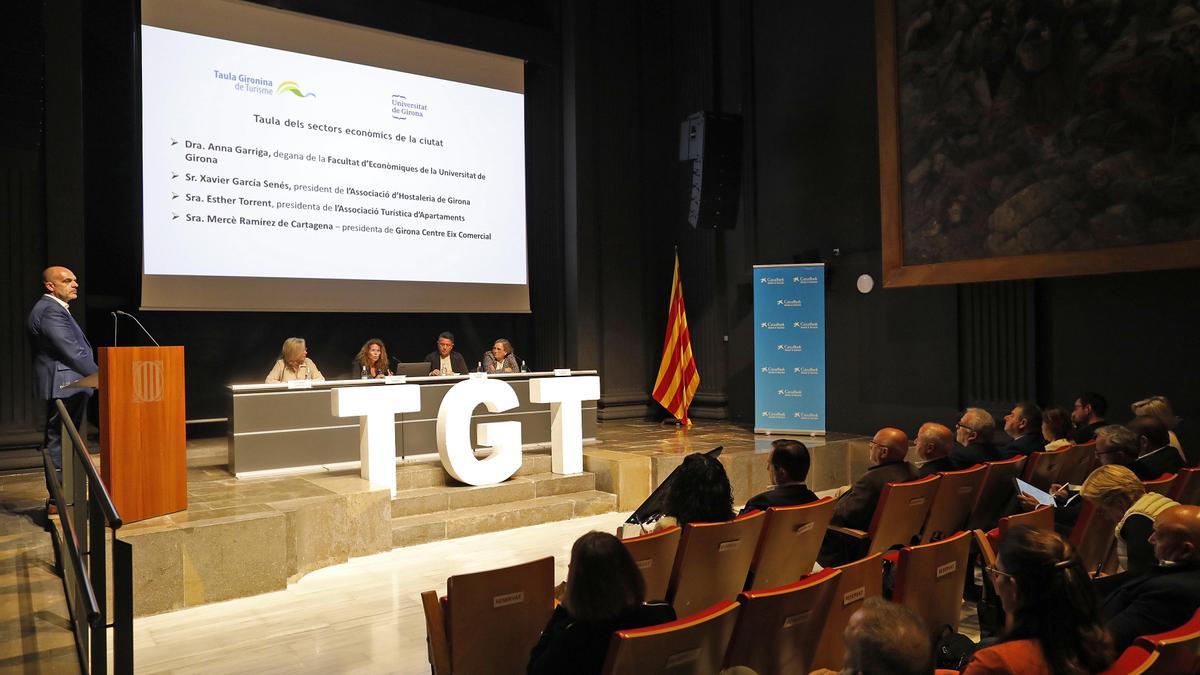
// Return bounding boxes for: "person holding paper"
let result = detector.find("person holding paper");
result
[27,266,97,483]
[482,338,518,373]
[350,338,391,379]
[265,337,324,383]
[425,331,468,376]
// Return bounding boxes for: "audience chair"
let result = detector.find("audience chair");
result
[1057,440,1099,487]
[827,475,941,558]
[920,465,987,544]
[667,511,766,617]
[621,525,682,603]
[600,600,741,675]
[723,568,840,675]
[810,553,885,672]
[1069,500,1120,576]
[892,530,972,633]
[1022,446,1071,491]
[420,556,554,675]
[1143,473,1178,497]
[1100,645,1159,675]
[985,505,1054,554]
[967,455,1027,530]
[746,497,835,591]
[1169,467,1200,505]
[1132,607,1200,675]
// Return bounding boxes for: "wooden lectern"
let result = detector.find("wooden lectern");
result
[99,346,187,522]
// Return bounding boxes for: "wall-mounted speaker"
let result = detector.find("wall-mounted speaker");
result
[679,111,742,229]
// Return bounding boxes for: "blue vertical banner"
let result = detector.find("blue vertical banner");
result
[753,264,826,434]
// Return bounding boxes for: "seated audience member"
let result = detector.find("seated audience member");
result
[818,428,915,566]
[1095,424,1157,480]
[739,438,817,515]
[1100,505,1200,653]
[656,452,736,529]
[1040,405,1073,451]
[350,338,391,379]
[1127,415,1185,479]
[425,331,468,376]
[265,337,324,383]
[1080,465,1179,576]
[964,526,1114,675]
[951,408,998,469]
[527,531,674,675]
[999,402,1043,459]
[1071,392,1108,444]
[483,338,519,373]
[810,597,933,675]
[1132,395,1189,465]
[914,422,955,478]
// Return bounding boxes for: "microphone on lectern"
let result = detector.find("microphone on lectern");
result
[114,310,161,347]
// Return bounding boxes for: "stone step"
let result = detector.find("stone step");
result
[394,451,553,491]
[390,490,617,548]
[390,471,596,518]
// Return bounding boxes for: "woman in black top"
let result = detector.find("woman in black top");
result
[527,532,674,675]
[350,338,391,379]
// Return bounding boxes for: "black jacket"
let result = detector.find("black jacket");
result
[1073,419,1105,444]
[527,602,676,675]
[998,432,1043,459]
[831,461,917,531]
[740,483,819,515]
[949,441,996,470]
[917,456,957,478]
[1101,560,1200,652]
[1134,445,1185,480]
[424,350,469,376]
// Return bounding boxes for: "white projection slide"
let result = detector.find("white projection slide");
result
[141,26,526,285]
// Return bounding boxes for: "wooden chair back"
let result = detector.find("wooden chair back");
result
[810,553,884,672]
[601,600,741,675]
[1058,441,1098,486]
[1022,446,1071,491]
[724,568,841,675]
[893,530,972,633]
[421,556,554,675]
[667,511,766,617]
[746,497,835,591]
[1100,645,1159,675]
[1069,500,1120,576]
[967,455,1027,530]
[921,465,987,544]
[1169,467,1200,505]
[999,504,1054,539]
[621,526,682,602]
[1143,473,1178,497]
[863,474,941,555]
[1133,607,1200,675]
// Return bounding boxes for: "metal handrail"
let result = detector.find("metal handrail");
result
[42,447,102,627]
[55,399,122,529]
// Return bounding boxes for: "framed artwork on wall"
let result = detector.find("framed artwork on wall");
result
[877,0,1200,287]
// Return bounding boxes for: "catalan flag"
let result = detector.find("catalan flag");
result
[652,252,700,426]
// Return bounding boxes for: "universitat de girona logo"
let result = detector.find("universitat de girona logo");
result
[276,81,316,98]
[132,360,164,403]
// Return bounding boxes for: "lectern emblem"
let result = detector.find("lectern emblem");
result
[133,360,164,403]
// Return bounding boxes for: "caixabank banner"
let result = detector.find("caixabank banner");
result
[753,263,826,434]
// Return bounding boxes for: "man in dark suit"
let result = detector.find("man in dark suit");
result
[915,422,956,477]
[1100,504,1200,652]
[424,331,469,375]
[1071,392,1108,444]
[1128,415,1185,479]
[818,427,916,566]
[950,408,998,469]
[740,438,817,514]
[998,402,1044,459]
[27,266,97,480]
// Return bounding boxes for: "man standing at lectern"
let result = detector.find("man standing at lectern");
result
[28,266,97,491]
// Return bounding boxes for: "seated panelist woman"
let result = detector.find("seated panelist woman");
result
[265,337,324,383]
[350,338,391,379]
[483,338,519,373]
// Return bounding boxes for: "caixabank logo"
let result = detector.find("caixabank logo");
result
[776,389,804,398]
[776,299,803,307]
[760,321,786,330]
[794,411,820,420]
[776,344,804,352]
[391,93,429,120]
[760,366,787,375]
[792,275,819,284]
[761,411,787,420]
[759,276,785,285]
[793,321,819,329]
[793,367,820,375]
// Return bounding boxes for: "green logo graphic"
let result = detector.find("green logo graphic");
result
[276,81,316,98]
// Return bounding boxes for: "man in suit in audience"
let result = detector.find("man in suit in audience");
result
[915,422,956,477]
[1071,391,1108,444]
[818,427,915,566]
[809,597,932,675]
[999,402,1044,459]
[1100,504,1200,652]
[740,438,817,515]
[425,331,469,376]
[1128,415,1185,479]
[950,408,997,469]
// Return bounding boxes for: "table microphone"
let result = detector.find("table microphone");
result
[114,310,161,347]
[111,311,119,346]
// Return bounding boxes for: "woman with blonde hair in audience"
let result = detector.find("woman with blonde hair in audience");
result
[964,526,1113,674]
[1041,405,1073,451]
[1081,464,1179,576]
[265,337,324,383]
[527,531,674,675]
[1131,395,1187,463]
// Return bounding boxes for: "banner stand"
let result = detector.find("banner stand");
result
[752,263,826,435]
